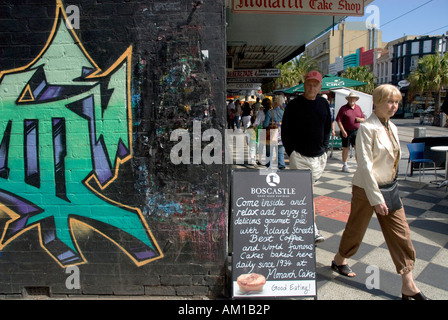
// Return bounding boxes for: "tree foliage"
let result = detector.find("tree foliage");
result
[291,54,319,84]
[408,53,448,114]
[263,54,319,93]
[342,66,376,94]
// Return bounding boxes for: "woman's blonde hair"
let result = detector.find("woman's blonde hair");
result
[273,95,285,107]
[372,84,402,105]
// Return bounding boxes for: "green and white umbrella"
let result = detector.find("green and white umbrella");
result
[284,74,367,94]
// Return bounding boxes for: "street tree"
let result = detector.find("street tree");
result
[265,54,320,93]
[408,52,448,125]
[342,66,376,94]
[291,54,319,83]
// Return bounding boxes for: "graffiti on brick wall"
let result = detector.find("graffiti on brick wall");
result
[0,0,163,267]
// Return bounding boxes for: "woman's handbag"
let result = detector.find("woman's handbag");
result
[379,180,402,212]
[265,107,278,145]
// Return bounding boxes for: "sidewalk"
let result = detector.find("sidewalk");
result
[313,118,448,300]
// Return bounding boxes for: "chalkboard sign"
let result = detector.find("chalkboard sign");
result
[231,169,316,298]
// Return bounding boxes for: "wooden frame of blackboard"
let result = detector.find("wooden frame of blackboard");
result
[230,169,317,299]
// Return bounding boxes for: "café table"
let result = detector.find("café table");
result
[430,146,448,189]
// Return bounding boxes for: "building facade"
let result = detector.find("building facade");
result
[391,35,447,85]
[383,35,446,117]
[306,21,384,75]
[373,48,392,85]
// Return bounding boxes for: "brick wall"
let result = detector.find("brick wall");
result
[0,0,227,298]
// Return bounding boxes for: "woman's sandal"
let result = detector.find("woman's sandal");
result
[402,291,430,300]
[331,260,356,277]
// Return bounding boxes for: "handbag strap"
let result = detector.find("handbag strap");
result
[270,106,274,126]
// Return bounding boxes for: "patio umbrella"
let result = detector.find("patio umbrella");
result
[284,74,367,94]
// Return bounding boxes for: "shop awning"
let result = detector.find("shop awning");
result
[226,0,373,70]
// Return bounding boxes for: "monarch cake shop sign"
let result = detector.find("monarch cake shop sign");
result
[231,169,317,298]
[232,0,364,16]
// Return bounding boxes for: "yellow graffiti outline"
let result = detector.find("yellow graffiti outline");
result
[83,45,134,190]
[0,0,101,81]
[0,0,164,267]
[0,205,89,268]
[18,84,35,103]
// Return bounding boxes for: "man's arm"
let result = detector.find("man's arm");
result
[356,105,365,123]
[280,103,293,156]
[337,120,347,137]
[323,103,332,151]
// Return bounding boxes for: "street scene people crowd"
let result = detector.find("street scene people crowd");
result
[227,72,435,300]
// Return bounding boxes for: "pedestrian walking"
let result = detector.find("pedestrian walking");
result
[335,92,365,172]
[331,84,430,300]
[282,71,332,244]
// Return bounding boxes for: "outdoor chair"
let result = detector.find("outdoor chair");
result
[405,143,438,183]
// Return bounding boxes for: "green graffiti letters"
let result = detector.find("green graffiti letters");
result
[0,1,163,267]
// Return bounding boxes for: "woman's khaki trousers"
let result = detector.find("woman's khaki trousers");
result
[338,185,416,274]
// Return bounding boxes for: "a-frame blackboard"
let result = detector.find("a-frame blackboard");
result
[231,169,317,298]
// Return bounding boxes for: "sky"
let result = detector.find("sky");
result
[345,0,448,43]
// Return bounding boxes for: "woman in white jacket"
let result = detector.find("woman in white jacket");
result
[331,84,429,300]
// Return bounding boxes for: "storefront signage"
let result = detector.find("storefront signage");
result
[227,77,264,83]
[227,68,281,78]
[227,83,262,90]
[232,0,364,16]
[231,169,317,298]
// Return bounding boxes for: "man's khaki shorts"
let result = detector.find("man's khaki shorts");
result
[289,151,327,183]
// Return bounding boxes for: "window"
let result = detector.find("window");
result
[423,40,432,53]
[411,41,419,54]
[438,38,446,53]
